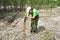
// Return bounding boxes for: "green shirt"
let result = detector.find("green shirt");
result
[28,9,39,17]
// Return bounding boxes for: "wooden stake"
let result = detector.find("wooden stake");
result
[24,17,27,40]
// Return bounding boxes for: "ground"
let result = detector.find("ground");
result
[0,7,60,40]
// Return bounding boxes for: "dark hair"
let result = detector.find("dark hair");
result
[30,8,33,11]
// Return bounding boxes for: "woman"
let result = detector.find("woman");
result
[27,8,39,33]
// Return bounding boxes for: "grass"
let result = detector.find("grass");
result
[43,30,53,40]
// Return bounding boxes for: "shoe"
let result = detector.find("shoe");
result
[30,30,34,33]
[30,30,33,33]
[34,30,37,34]
[34,30,36,33]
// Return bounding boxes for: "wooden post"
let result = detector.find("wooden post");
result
[23,11,27,40]
[24,17,27,40]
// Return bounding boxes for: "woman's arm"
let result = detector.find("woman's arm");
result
[27,15,35,19]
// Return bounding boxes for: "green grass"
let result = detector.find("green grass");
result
[43,30,53,40]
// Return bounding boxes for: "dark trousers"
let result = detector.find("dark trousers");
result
[31,15,39,32]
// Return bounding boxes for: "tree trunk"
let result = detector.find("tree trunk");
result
[13,0,18,12]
